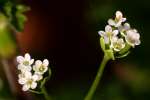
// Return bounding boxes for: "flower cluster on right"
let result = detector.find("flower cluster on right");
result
[98,11,141,53]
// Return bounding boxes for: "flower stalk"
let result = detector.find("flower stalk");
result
[84,10,141,100]
[84,53,111,100]
[42,86,51,100]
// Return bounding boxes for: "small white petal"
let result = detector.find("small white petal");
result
[35,60,42,66]
[136,33,140,39]
[35,71,42,75]
[34,73,43,81]
[25,53,31,61]
[104,36,109,44]
[124,23,130,30]
[29,59,34,65]
[17,64,23,70]
[19,65,32,73]
[111,36,118,42]
[43,59,49,67]
[116,11,123,19]
[24,71,32,79]
[33,65,41,72]
[22,84,30,91]
[122,18,126,22]
[33,65,37,71]
[135,40,141,45]
[113,30,119,36]
[38,75,43,80]
[26,66,32,72]
[98,31,105,36]
[18,78,26,85]
[133,29,138,33]
[32,74,38,81]
[105,25,112,32]
[16,56,24,63]
[108,19,116,26]
[31,82,37,89]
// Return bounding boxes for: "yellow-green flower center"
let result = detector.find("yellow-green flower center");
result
[39,65,45,72]
[114,42,122,50]
[27,79,33,85]
[23,61,29,66]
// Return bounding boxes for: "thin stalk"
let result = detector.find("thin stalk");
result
[84,54,110,100]
[41,86,51,100]
[29,90,42,94]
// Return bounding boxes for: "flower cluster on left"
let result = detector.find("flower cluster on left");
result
[16,53,49,91]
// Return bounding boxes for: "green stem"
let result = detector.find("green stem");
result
[29,90,42,94]
[84,54,110,100]
[41,86,51,100]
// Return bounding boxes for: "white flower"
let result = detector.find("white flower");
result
[33,59,49,75]
[118,23,130,32]
[125,29,141,47]
[18,71,38,91]
[16,53,51,91]
[98,25,118,44]
[110,37,125,51]
[17,53,34,66]
[34,73,43,81]
[17,64,32,73]
[16,53,34,72]
[108,11,126,27]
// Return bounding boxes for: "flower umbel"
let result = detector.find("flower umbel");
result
[98,11,141,58]
[16,53,50,91]
[84,11,141,100]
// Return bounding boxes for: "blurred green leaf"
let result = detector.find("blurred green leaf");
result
[0,13,16,58]
[3,2,29,32]
[14,4,30,32]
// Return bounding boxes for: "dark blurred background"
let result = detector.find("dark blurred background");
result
[0,0,150,100]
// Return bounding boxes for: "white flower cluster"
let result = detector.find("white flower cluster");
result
[16,53,49,91]
[98,11,141,52]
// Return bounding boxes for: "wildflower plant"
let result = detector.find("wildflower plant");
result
[84,11,141,100]
[16,53,51,100]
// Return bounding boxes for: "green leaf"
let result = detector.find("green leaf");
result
[3,2,13,21]
[3,2,30,32]
[16,5,30,13]
[14,5,30,32]
[0,13,17,58]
